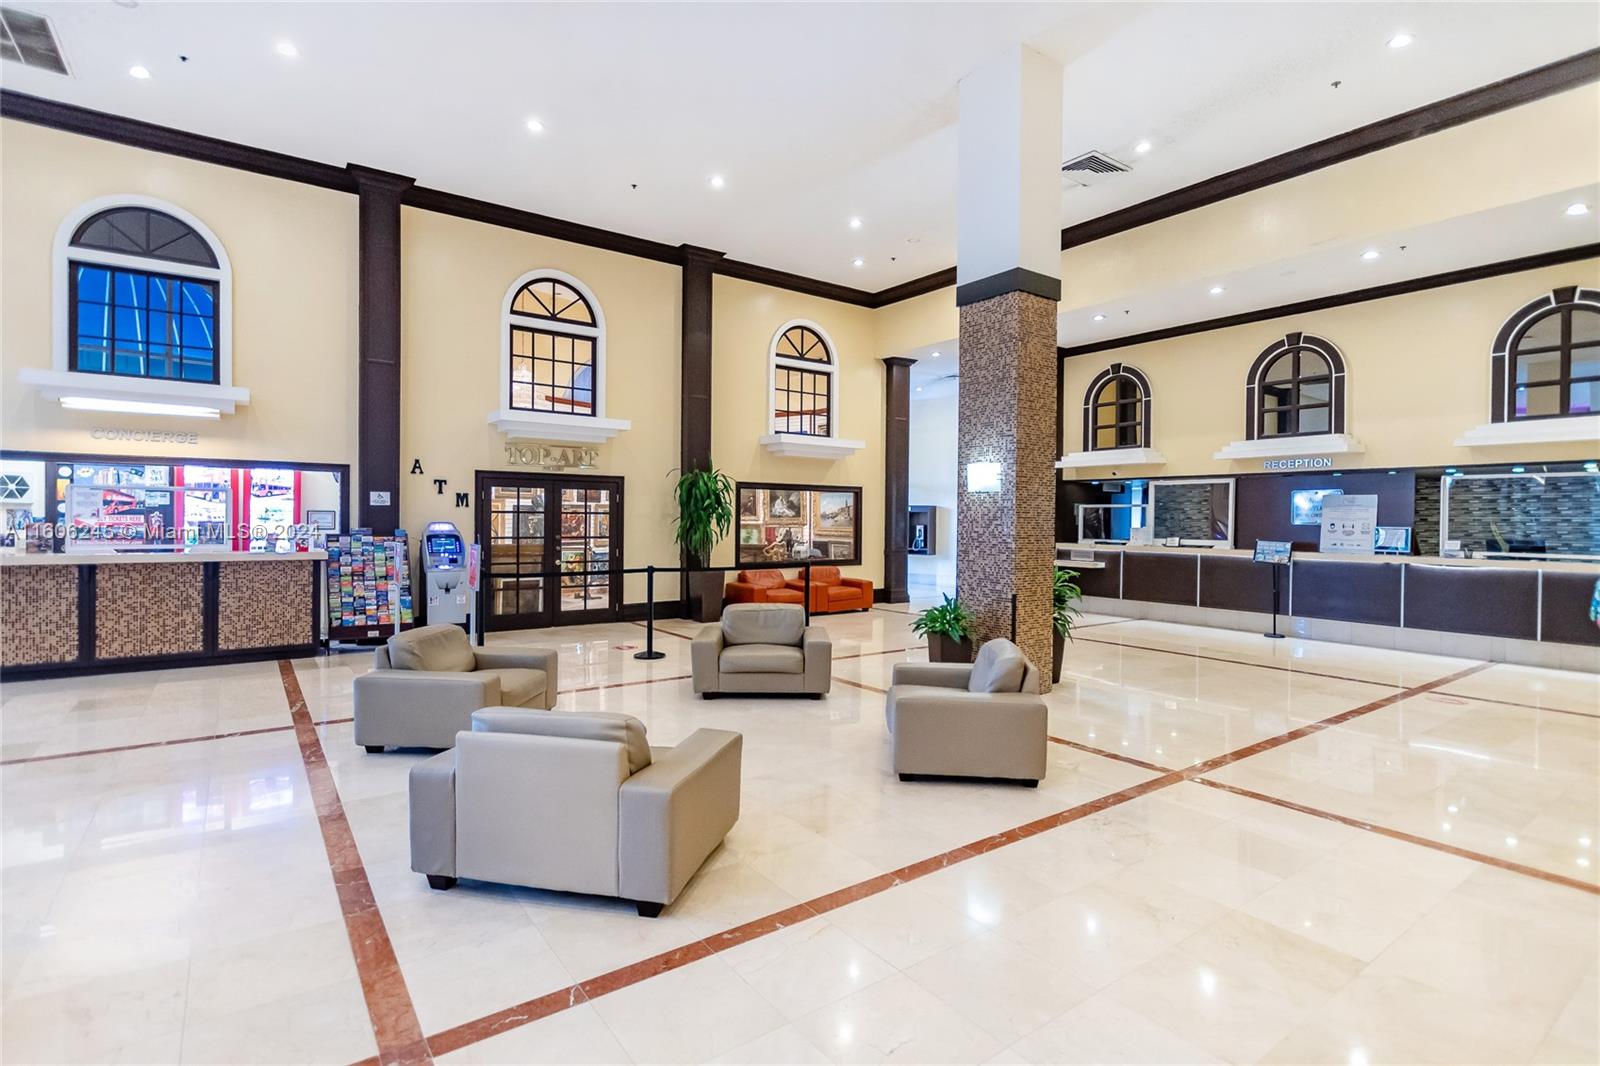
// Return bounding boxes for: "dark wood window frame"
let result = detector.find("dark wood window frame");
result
[771,323,837,438]
[1243,333,1346,441]
[1489,286,1600,423]
[1080,362,1153,452]
[69,261,220,385]
[734,480,862,567]
[506,277,601,418]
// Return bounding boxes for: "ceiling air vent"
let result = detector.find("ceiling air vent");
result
[1061,150,1130,189]
[0,7,69,75]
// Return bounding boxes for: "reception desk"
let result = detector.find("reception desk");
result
[1060,545,1600,671]
[1,551,325,679]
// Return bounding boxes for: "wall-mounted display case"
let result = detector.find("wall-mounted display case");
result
[736,481,862,566]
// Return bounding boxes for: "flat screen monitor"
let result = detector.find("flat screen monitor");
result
[1374,526,1412,554]
[1290,488,1343,526]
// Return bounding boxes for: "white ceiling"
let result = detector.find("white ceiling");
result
[3,2,1596,291]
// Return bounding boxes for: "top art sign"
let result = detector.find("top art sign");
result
[1263,457,1333,471]
[504,443,599,471]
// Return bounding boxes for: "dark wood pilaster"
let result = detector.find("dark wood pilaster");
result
[349,165,415,534]
[679,245,725,617]
[882,356,918,604]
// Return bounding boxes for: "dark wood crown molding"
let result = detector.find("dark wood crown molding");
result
[404,184,684,266]
[714,257,876,307]
[1058,243,1600,358]
[1057,48,1600,252]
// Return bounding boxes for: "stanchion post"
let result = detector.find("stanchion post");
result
[634,564,666,660]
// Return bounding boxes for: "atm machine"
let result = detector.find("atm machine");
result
[421,521,471,628]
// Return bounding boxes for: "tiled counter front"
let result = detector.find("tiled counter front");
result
[1,553,322,678]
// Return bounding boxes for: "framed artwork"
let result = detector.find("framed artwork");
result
[735,482,861,567]
[560,512,585,538]
[305,509,337,530]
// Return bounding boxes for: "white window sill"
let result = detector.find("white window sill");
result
[488,408,630,444]
[1454,416,1600,447]
[19,368,249,416]
[759,433,866,460]
[1056,447,1166,470]
[1213,433,1364,460]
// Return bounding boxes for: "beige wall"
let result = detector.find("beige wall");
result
[399,208,684,604]
[0,119,360,476]
[1061,258,1600,476]
[711,276,885,587]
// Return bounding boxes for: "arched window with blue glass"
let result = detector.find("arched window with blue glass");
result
[62,199,227,385]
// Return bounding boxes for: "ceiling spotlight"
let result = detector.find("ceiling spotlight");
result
[852,257,865,268]
[1387,32,1413,49]
[275,40,299,58]
[915,386,923,392]
[848,217,862,230]
[1361,249,1381,261]
[525,117,545,134]
[1567,202,1591,217]
[708,174,725,190]
[1093,313,1106,321]
[1134,140,1152,154]
[1208,285,1225,296]
[930,351,941,358]
[128,64,151,79]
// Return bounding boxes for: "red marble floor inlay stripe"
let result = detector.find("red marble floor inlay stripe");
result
[0,716,355,766]
[277,661,431,1066]
[630,620,695,641]
[1073,634,1411,690]
[1429,689,1600,721]
[564,673,695,695]
[1048,734,1172,773]
[834,677,887,695]
[1193,777,1600,897]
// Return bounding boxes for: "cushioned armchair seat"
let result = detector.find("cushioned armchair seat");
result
[409,708,742,916]
[353,624,559,752]
[691,603,830,697]
[886,639,1047,785]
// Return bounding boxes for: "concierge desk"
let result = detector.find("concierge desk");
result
[1,551,325,679]
[1061,545,1600,667]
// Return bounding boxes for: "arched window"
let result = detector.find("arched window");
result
[503,272,602,417]
[58,197,228,385]
[1491,287,1600,421]
[770,321,836,437]
[1081,363,1152,451]
[1245,333,1346,440]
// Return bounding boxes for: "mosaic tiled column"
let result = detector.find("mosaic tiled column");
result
[956,290,1060,687]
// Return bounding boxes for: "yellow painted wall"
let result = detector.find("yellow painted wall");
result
[711,276,885,587]
[1061,258,1600,476]
[398,207,683,604]
[0,119,360,475]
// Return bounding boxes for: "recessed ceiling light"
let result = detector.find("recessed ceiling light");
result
[1208,285,1225,296]
[708,174,725,190]
[1134,140,1152,154]
[1387,32,1413,49]
[1567,202,1591,217]
[525,117,545,134]
[930,351,941,358]
[1092,313,1106,321]
[128,64,151,79]
[1361,249,1381,261]
[275,40,299,59]
[848,217,862,230]
[852,257,864,268]
[915,386,923,392]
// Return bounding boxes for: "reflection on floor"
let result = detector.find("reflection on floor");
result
[2,605,1596,1064]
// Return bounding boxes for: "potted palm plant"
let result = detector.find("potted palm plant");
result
[673,466,734,622]
[1052,567,1083,683]
[912,595,976,663]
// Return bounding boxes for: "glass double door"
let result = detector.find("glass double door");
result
[478,473,622,631]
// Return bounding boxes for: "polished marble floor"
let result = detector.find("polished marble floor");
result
[2,605,1596,1064]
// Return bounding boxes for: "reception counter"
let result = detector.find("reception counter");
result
[1059,544,1600,670]
[1,551,325,678]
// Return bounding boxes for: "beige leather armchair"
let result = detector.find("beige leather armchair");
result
[409,708,742,916]
[353,624,559,752]
[886,638,1047,786]
[691,603,831,698]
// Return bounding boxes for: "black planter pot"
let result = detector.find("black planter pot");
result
[1052,629,1066,684]
[928,632,974,663]
[686,570,725,623]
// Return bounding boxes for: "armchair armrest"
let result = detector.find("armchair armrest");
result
[408,751,457,878]
[353,670,503,748]
[887,690,1047,780]
[690,624,724,693]
[841,577,873,594]
[724,581,760,602]
[473,645,559,696]
[802,626,832,694]
[890,662,972,689]
[783,578,808,592]
[618,729,743,904]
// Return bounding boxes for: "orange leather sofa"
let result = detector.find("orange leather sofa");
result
[723,569,805,606]
[787,566,873,614]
